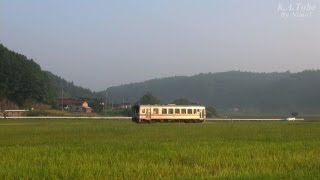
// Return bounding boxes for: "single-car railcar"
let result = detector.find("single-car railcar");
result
[132,104,206,123]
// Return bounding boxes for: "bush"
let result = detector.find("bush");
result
[101,109,132,117]
[206,106,219,118]
[26,110,49,117]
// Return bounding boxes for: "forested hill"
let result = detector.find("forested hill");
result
[0,44,53,107]
[45,71,98,99]
[105,71,320,114]
[0,44,97,108]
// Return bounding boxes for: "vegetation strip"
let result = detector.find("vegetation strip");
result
[0,116,131,119]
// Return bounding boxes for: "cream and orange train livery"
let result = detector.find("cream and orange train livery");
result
[132,104,206,123]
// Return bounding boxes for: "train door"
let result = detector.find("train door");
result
[200,109,205,119]
[146,108,151,120]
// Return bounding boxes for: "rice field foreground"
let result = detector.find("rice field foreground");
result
[0,119,319,179]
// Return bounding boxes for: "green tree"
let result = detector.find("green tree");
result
[139,92,160,105]
[171,98,191,105]
[291,112,298,117]
[206,106,219,118]
[89,99,104,113]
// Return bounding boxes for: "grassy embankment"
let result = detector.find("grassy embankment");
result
[0,119,319,179]
[25,110,99,117]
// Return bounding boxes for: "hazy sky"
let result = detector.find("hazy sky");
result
[1,0,320,91]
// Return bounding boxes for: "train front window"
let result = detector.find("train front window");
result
[169,109,173,114]
[153,108,159,114]
[133,106,140,114]
[181,109,186,114]
[175,109,180,114]
[187,109,193,114]
[162,108,167,114]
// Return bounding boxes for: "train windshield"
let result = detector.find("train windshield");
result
[133,105,140,114]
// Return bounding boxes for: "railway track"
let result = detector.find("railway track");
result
[0,116,304,121]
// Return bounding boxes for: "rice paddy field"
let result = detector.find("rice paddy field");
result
[0,119,319,179]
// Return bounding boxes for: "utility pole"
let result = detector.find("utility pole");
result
[61,87,64,112]
[104,90,108,111]
[111,101,113,110]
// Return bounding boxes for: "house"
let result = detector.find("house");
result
[120,103,132,109]
[57,98,92,113]
[110,103,132,110]
[82,101,92,113]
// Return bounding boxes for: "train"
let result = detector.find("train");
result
[132,104,206,123]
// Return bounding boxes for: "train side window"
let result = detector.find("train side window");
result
[193,109,197,114]
[181,109,186,114]
[169,109,173,114]
[162,108,167,114]
[142,109,145,114]
[187,109,193,114]
[153,108,159,114]
[175,109,180,114]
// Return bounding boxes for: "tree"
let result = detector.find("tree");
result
[139,92,160,105]
[206,106,219,118]
[291,112,299,117]
[171,98,191,105]
[90,99,104,113]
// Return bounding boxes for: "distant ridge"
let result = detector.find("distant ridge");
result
[104,70,320,114]
[2,43,320,114]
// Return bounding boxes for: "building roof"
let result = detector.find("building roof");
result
[57,98,83,106]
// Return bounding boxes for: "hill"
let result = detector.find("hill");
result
[0,44,53,107]
[105,71,320,114]
[45,71,98,99]
[0,44,98,109]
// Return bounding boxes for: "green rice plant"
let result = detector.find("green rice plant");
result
[0,119,319,179]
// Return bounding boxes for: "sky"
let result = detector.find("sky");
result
[1,0,320,91]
